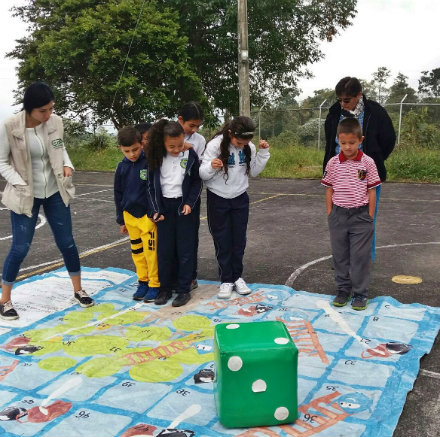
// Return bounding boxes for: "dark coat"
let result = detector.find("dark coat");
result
[114,150,151,225]
[147,147,202,217]
[323,95,396,181]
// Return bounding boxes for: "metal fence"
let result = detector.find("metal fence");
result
[253,101,440,149]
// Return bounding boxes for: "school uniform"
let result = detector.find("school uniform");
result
[114,151,159,287]
[185,132,206,281]
[321,150,381,298]
[199,135,270,283]
[147,148,202,294]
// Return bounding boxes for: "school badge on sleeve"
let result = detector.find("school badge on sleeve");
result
[358,169,367,180]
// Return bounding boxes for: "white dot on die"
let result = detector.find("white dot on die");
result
[226,324,240,329]
[252,379,267,392]
[228,356,243,371]
[274,337,289,345]
[274,406,289,421]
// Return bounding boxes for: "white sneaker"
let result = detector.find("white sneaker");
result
[234,278,251,295]
[218,282,234,299]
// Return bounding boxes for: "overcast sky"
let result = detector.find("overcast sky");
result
[1,0,440,121]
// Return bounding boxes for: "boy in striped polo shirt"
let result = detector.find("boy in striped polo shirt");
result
[321,118,381,310]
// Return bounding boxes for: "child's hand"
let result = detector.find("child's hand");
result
[120,225,127,235]
[182,204,192,215]
[211,158,223,169]
[183,142,193,151]
[153,213,164,222]
[259,139,270,149]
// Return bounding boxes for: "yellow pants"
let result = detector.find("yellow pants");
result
[123,211,160,287]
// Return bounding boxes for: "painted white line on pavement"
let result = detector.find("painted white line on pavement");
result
[285,241,440,287]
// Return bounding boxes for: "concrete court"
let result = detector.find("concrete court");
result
[0,172,439,437]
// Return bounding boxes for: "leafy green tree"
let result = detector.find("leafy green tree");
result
[372,67,391,104]
[418,68,440,100]
[388,73,417,103]
[8,0,205,128]
[157,0,357,115]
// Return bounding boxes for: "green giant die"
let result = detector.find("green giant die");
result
[214,320,298,428]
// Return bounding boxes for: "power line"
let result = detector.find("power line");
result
[110,0,147,113]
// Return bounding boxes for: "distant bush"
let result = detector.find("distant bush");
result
[85,128,116,150]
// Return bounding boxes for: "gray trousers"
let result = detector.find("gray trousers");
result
[328,204,374,298]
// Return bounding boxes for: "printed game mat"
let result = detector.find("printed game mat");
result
[0,267,439,437]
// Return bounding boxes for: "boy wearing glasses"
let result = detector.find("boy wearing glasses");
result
[322,118,381,310]
[323,77,396,261]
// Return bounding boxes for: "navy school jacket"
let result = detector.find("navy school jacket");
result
[146,147,202,217]
[114,150,152,225]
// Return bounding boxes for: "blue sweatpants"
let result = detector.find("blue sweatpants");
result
[207,190,249,283]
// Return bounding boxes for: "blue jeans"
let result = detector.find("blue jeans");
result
[2,192,80,285]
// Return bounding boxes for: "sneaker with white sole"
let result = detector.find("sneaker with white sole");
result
[218,282,234,299]
[74,289,94,308]
[0,301,19,320]
[234,277,251,295]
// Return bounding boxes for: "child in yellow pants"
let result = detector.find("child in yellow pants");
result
[114,126,159,301]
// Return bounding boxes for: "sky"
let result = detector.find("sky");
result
[1,0,440,120]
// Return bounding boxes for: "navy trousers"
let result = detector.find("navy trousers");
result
[157,197,197,294]
[207,190,249,283]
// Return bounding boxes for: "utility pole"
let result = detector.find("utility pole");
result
[238,0,250,116]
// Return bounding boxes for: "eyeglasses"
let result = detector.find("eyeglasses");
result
[337,97,355,104]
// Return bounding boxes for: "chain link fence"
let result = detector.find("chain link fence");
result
[252,102,440,150]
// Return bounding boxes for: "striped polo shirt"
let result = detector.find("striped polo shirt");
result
[321,150,381,208]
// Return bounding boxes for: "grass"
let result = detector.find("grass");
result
[67,142,440,183]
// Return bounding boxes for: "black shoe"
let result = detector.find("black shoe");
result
[0,301,19,320]
[74,290,94,308]
[332,291,351,307]
[352,295,369,311]
[172,292,191,307]
[154,288,172,305]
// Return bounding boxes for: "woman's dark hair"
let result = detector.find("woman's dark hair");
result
[178,101,204,121]
[146,119,184,171]
[213,116,255,179]
[23,82,55,113]
[335,77,363,97]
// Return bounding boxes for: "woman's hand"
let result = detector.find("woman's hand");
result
[211,158,223,169]
[63,166,73,177]
[259,139,270,149]
[182,204,192,215]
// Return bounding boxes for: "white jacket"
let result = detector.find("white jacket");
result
[0,111,75,217]
[199,135,270,199]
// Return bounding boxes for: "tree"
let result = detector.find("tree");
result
[372,67,391,104]
[9,0,357,125]
[156,0,357,115]
[8,0,205,128]
[388,73,417,104]
[418,68,440,99]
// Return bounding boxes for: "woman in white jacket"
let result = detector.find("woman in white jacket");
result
[0,82,94,320]
[199,116,270,299]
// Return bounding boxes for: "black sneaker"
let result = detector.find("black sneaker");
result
[332,291,351,307]
[154,288,172,306]
[172,292,191,307]
[0,301,19,320]
[352,295,368,311]
[74,290,94,308]
[190,279,198,291]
